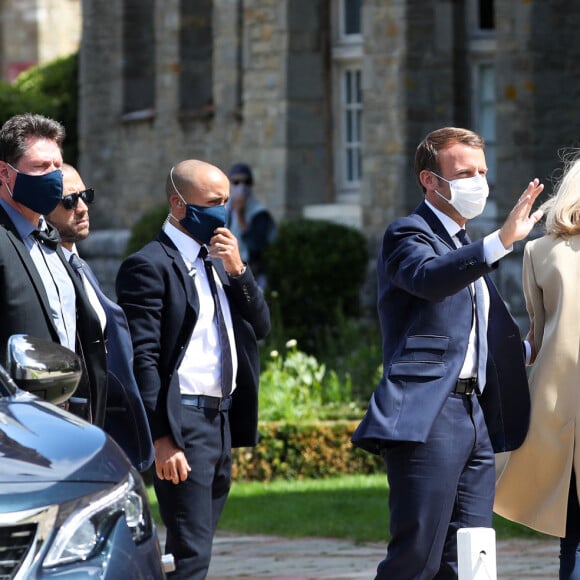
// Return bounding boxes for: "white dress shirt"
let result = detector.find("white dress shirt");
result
[163,222,238,397]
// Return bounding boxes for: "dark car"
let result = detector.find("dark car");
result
[0,334,172,578]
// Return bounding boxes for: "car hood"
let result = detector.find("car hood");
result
[0,393,130,484]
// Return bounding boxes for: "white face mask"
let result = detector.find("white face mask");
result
[432,171,489,220]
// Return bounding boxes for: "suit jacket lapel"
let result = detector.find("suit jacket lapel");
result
[157,230,200,316]
[414,201,457,250]
[0,206,59,339]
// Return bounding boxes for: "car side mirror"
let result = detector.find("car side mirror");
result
[6,335,82,405]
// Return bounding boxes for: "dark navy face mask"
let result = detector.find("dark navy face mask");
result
[7,164,63,215]
[179,203,226,245]
[169,165,227,244]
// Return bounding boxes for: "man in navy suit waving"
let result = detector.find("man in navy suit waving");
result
[352,127,544,579]
[47,163,154,472]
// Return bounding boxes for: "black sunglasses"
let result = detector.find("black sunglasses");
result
[61,188,95,210]
[231,179,251,186]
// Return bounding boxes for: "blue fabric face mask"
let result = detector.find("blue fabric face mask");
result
[7,164,63,215]
[169,165,227,244]
[179,202,226,245]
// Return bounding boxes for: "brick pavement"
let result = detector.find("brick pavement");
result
[198,532,560,579]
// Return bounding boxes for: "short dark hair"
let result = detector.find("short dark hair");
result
[0,113,66,165]
[414,127,485,193]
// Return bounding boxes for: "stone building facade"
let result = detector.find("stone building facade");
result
[78,0,580,320]
[0,0,81,81]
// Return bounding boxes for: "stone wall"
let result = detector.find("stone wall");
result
[77,0,580,326]
[0,0,81,81]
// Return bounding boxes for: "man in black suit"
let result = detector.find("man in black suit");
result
[116,159,270,579]
[0,113,107,426]
[46,163,154,472]
[351,127,544,578]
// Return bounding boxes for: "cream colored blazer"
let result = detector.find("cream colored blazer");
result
[494,234,580,537]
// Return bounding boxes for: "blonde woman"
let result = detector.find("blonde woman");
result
[495,151,580,579]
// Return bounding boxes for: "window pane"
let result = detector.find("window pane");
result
[343,0,361,35]
[479,0,494,30]
[345,70,352,104]
[475,64,496,182]
[123,0,155,112]
[341,66,362,185]
[179,0,213,111]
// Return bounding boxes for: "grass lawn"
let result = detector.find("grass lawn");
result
[148,473,548,544]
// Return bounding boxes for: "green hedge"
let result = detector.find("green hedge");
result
[263,219,370,354]
[124,202,168,256]
[232,421,382,482]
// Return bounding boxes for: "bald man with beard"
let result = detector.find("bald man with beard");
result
[116,159,270,579]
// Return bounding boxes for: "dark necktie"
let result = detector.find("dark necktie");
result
[69,253,84,282]
[199,246,233,398]
[33,227,60,250]
[455,229,487,392]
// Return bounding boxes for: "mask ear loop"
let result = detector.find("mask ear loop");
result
[168,166,188,224]
[169,167,187,204]
[3,162,18,199]
[429,171,456,206]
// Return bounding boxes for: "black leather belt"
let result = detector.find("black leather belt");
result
[181,394,232,411]
[452,378,478,396]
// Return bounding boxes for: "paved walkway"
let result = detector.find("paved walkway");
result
[201,532,560,579]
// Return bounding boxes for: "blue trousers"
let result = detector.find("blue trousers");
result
[560,471,580,580]
[155,406,232,580]
[377,393,495,580]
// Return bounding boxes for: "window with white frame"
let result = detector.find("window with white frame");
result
[475,63,496,183]
[468,0,496,222]
[332,0,362,202]
[343,67,362,186]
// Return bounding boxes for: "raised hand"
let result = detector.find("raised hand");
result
[498,178,544,249]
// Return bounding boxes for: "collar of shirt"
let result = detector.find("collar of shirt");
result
[424,199,463,240]
[163,220,202,266]
[0,198,38,244]
[61,245,76,261]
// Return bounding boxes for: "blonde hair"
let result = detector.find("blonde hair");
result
[542,150,580,237]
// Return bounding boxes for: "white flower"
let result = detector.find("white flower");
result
[285,339,297,349]
[270,350,279,358]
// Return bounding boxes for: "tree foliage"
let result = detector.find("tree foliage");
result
[0,53,78,164]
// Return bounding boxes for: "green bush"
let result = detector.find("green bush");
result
[0,82,53,126]
[231,421,383,481]
[0,53,79,165]
[263,219,370,354]
[124,202,169,256]
[259,339,360,422]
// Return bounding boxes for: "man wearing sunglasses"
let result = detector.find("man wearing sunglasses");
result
[46,163,154,472]
[0,113,107,426]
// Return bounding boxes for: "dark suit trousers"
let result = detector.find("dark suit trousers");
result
[377,393,495,580]
[154,405,232,580]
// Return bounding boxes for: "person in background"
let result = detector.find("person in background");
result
[46,163,154,472]
[227,162,276,288]
[116,159,270,578]
[351,126,544,579]
[494,151,580,580]
[0,113,107,426]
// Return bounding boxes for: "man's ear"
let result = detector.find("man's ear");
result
[419,169,437,191]
[170,194,183,209]
[0,161,10,183]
